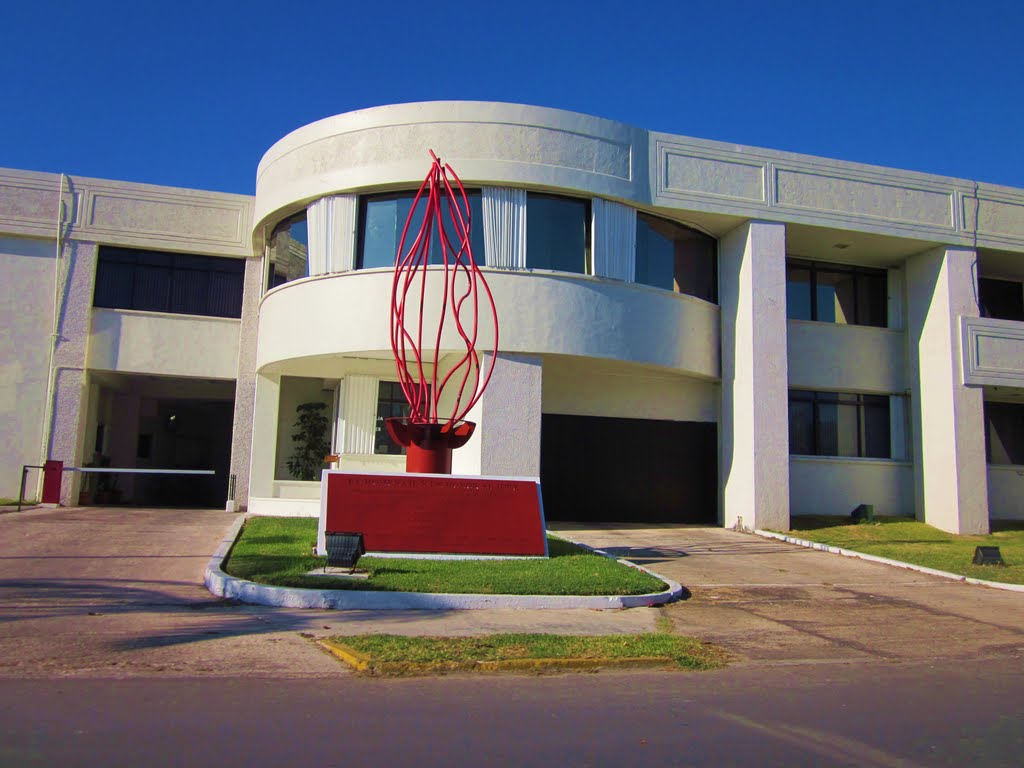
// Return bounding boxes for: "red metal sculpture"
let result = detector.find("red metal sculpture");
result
[386,151,499,473]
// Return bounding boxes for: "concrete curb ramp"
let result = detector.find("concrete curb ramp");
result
[317,638,675,675]
[755,529,1024,593]
[204,515,684,610]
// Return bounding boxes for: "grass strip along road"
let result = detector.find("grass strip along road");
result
[787,516,1024,584]
[225,517,667,595]
[320,632,730,675]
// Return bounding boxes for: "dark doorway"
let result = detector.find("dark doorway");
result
[133,399,234,508]
[540,414,717,524]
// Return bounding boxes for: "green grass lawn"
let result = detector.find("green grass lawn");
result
[329,632,729,674]
[0,497,36,506]
[224,516,667,595]
[788,516,1024,585]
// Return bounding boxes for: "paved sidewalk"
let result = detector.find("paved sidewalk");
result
[0,507,656,679]
[551,522,1024,666]
[2,508,1021,679]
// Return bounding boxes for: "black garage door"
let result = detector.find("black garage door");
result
[540,414,717,524]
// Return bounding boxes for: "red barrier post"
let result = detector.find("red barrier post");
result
[41,460,63,505]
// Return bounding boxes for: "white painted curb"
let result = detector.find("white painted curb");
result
[205,516,684,610]
[753,529,1024,594]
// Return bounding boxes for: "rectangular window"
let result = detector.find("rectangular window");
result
[374,381,411,455]
[789,390,892,458]
[95,247,245,318]
[358,190,485,271]
[635,212,717,302]
[979,278,1024,322]
[786,259,887,327]
[525,194,590,274]
[985,401,1024,465]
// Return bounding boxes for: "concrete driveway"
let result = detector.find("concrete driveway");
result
[551,522,1024,666]
[2,507,1021,679]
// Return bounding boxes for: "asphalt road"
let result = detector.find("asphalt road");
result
[2,661,1023,767]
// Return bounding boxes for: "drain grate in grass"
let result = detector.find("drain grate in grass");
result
[321,633,729,675]
[787,516,1024,585]
[224,517,667,595]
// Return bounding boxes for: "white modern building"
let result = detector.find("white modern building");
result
[3,101,1023,533]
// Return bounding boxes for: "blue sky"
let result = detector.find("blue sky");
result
[3,1,1022,194]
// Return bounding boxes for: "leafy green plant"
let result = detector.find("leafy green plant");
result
[286,402,330,481]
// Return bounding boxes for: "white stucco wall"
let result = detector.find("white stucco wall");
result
[256,269,719,379]
[0,237,57,497]
[542,356,718,422]
[988,465,1024,520]
[787,320,906,393]
[88,309,240,380]
[789,456,915,518]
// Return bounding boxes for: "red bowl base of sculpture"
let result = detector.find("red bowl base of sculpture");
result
[385,418,476,474]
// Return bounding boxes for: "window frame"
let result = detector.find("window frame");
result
[356,189,485,272]
[635,210,718,302]
[786,258,888,327]
[94,246,245,319]
[525,192,592,276]
[788,389,892,459]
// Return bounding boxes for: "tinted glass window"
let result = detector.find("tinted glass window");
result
[789,390,893,459]
[635,213,717,302]
[526,194,589,274]
[358,190,484,271]
[266,213,309,290]
[786,259,887,327]
[985,401,1024,464]
[94,247,244,318]
[979,278,1024,322]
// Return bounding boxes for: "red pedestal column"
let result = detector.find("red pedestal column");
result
[385,419,476,474]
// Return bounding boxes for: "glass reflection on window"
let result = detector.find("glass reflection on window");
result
[635,213,717,302]
[358,191,484,270]
[266,212,309,291]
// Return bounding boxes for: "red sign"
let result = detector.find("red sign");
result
[322,472,547,556]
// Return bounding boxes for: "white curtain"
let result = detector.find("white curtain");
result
[307,194,358,275]
[481,187,527,269]
[342,375,378,454]
[591,198,636,282]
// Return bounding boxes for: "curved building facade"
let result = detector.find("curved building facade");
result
[4,101,1024,533]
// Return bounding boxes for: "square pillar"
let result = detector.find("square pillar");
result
[246,373,281,501]
[452,353,542,478]
[719,221,790,531]
[228,257,264,511]
[906,246,989,534]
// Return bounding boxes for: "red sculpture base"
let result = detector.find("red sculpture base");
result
[385,418,476,474]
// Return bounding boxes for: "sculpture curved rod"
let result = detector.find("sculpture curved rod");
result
[389,151,499,431]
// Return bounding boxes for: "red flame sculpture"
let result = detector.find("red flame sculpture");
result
[386,151,499,473]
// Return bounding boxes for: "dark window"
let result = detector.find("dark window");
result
[979,278,1024,322]
[635,213,717,302]
[358,190,484,271]
[94,247,244,318]
[789,390,891,458]
[374,381,410,456]
[786,259,887,327]
[985,402,1024,464]
[266,212,309,290]
[526,194,590,274]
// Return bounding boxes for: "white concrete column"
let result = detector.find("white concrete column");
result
[719,221,789,531]
[229,256,263,510]
[905,246,989,534]
[451,353,542,478]
[46,241,97,504]
[247,373,280,500]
